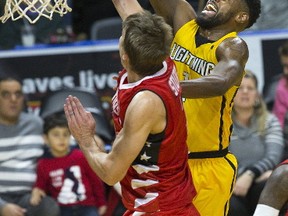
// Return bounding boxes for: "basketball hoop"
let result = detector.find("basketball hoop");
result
[0,0,72,24]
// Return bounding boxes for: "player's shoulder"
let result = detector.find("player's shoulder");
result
[217,35,249,59]
[220,36,248,50]
[132,90,161,107]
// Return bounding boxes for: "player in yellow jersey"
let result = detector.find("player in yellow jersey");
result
[109,0,261,215]
[147,0,261,215]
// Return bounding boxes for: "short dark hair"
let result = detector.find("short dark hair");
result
[43,113,69,134]
[243,0,261,28]
[0,64,22,85]
[279,41,288,57]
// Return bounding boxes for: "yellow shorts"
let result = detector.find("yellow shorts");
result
[188,152,238,216]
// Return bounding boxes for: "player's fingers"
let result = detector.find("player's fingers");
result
[68,95,81,117]
[64,96,77,123]
[70,96,86,117]
[72,96,93,121]
[68,97,89,128]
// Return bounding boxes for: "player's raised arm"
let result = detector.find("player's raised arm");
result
[180,37,248,98]
[112,0,144,20]
[149,0,196,34]
[64,91,165,185]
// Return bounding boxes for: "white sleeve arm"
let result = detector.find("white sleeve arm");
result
[253,204,280,216]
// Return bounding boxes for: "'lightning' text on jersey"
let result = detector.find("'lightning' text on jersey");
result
[170,42,215,76]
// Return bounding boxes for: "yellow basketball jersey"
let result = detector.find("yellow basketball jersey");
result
[171,20,239,153]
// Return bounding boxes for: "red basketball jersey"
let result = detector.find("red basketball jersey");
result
[112,58,199,215]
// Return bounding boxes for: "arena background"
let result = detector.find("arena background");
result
[0,30,287,134]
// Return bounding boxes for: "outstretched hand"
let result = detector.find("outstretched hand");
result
[64,95,96,148]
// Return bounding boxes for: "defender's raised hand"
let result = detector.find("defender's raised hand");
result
[64,95,96,147]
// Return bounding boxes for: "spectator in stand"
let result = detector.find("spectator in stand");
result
[0,71,59,216]
[273,41,288,129]
[228,70,284,216]
[272,41,288,160]
[30,113,107,216]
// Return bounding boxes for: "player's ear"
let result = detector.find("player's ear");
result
[236,12,249,25]
[122,53,128,61]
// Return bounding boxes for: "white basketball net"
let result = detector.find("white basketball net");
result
[0,0,72,24]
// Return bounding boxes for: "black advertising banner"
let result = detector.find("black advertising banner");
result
[0,41,121,133]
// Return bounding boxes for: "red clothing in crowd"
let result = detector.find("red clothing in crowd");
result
[34,148,106,208]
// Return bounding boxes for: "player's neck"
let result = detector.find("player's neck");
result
[127,70,143,83]
[199,27,234,41]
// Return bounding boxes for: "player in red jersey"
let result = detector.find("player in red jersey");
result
[64,10,199,216]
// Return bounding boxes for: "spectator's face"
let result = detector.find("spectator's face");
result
[234,77,258,110]
[280,54,288,78]
[44,127,71,157]
[0,80,24,125]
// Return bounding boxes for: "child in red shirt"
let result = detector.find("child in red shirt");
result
[30,113,107,216]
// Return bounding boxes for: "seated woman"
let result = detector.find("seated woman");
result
[228,70,284,216]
